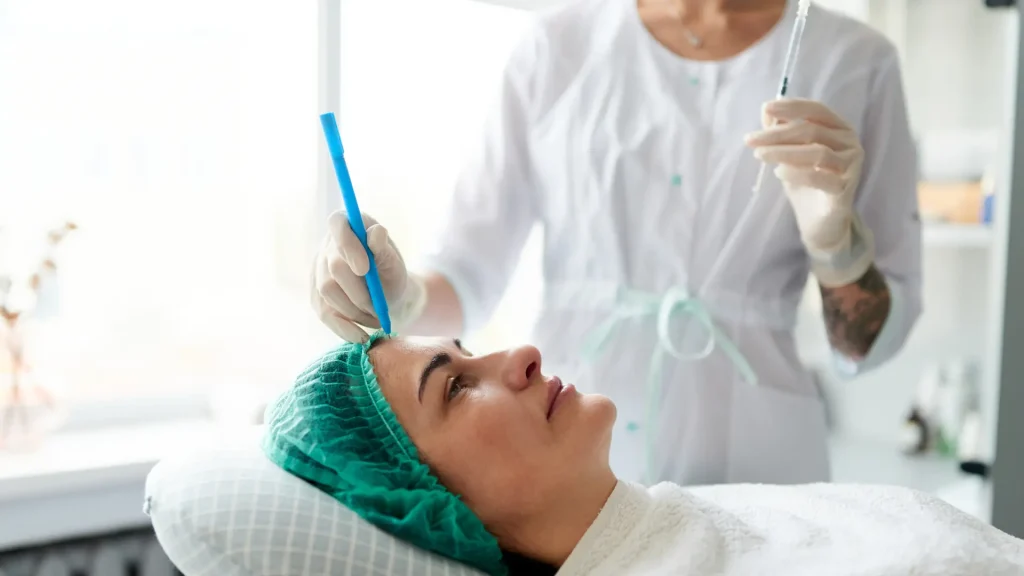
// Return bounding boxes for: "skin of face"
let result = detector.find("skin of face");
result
[368,336,617,537]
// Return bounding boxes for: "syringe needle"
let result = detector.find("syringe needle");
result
[752,0,810,194]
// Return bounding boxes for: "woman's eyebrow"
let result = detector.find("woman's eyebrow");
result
[415,339,464,404]
[418,352,452,404]
[454,337,475,357]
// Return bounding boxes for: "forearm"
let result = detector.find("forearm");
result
[400,272,465,337]
[819,264,892,361]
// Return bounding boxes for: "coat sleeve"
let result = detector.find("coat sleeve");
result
[418,31,543,335]
[832,52,923,378]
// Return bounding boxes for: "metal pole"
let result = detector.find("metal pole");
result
[991,3,1024,537]
[316,0,342,242]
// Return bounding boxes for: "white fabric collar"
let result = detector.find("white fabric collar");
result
[557,480,653,574]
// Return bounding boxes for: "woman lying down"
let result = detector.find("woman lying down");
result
[263,332,1024,576]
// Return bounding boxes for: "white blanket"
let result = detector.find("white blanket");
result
[558,481,1024,575]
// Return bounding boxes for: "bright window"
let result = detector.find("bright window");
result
[0,0,541,429]
[0,0,325,425]
[334,0,542,354]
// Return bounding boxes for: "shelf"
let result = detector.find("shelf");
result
[922,222,993,248]
[830,434,963,491]
[829,434,988,521]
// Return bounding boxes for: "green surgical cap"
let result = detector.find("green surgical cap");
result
[262,331,507,576]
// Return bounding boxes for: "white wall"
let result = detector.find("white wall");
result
[900,0,1012,134]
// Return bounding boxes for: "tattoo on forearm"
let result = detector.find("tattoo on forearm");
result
[819,265,892,360]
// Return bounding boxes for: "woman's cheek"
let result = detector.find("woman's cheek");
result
[464,408,505,445]
[480,398,531,438]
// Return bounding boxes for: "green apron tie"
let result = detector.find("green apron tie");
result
[580,285,758,484]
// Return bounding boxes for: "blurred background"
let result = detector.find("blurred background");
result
[0,0,1022,573]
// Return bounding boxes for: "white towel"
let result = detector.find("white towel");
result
[558,480,1024,575]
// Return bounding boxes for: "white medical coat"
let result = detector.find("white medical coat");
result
[423,0,922,485]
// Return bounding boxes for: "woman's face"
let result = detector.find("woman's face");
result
[369,336,616,531]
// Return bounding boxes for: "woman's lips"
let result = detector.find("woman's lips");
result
[546,377,576,419]
[546,377,563,419]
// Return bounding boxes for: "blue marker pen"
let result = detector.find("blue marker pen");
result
[319,112,393,335]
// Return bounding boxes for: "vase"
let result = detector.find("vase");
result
[0,383,68,453]
[0,320,67,452]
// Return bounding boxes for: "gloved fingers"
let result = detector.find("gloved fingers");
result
[755,143,848,174]
[317,295,372,343]
[774,164,846,195]
[762,98,851,130]
[310,254,372,342]
[318,241,380,326]
[327,210,381,277]
[321,211,408,326]
[328,260,381,325]
[745,120,852,152]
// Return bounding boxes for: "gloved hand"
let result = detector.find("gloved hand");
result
[311,211,427,342]
[745,98,875,288]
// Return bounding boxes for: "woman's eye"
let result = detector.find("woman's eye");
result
[446,375,465,402]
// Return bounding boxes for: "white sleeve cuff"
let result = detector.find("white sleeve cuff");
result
[414,257,488,337]
[831,274,908,378]
[809,213,876,288]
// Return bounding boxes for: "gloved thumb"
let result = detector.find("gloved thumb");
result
[365,223,408,304]
[366,224,391,263]
[366,224,404,277]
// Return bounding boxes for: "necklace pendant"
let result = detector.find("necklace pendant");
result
[684,29,703,49]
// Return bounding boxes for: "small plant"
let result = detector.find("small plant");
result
[0,221,76,449]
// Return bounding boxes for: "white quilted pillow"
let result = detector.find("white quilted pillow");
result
[145,443,484,576]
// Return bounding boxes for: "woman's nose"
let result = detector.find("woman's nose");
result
[501,345,542,392]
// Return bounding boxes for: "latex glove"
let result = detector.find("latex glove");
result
[745,98,875,288]
[311,211,427,342]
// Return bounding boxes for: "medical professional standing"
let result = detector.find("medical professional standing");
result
[311,0,922,486]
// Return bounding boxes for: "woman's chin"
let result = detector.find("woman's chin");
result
[578,392,617,430]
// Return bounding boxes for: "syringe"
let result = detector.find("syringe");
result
[752,0,812,194]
